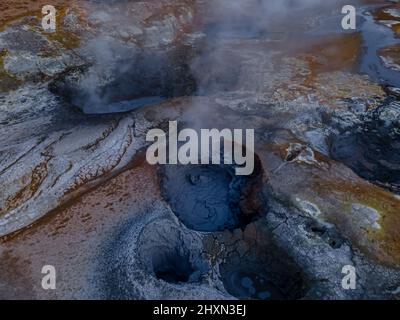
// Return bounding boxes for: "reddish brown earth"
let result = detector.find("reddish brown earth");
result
[0,155,160,299]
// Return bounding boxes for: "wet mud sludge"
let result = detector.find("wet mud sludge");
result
[219,241,306,300]
[160,152,266,232]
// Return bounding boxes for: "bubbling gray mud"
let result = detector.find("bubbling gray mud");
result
[218,223,307,300]
[220,259,304,300]
[161,164,239,232]
[160,157,265,232]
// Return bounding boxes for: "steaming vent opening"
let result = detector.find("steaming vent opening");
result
[137,220,203,285]
[151,248,195,284]
[49,46,198,114]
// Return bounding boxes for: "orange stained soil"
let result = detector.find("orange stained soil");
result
[0,155,161,299]
[372,2,400,35]
[378,43,400,67]
[301,33,363,86]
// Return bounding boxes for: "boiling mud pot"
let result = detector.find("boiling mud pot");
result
[224,269,279,300]
[220,241,307,300]
[160,155,265,232]
[221,264,304,300]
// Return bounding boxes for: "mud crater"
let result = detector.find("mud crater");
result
[219,234,307,300]
[49,47,197,114]
[137,219,205,284]
[160,154,266,232]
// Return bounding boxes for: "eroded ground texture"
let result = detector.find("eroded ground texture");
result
[1,0,400,300]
